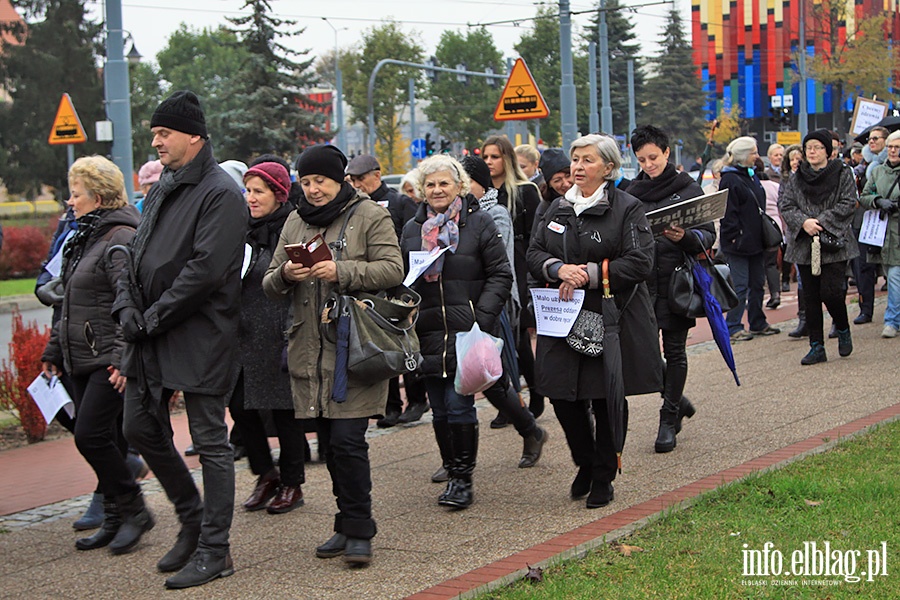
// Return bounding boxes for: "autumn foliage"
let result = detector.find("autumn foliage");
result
[0,310,52,442]
[0,225,52,279]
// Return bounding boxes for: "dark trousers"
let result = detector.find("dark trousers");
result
[424,377,477,425]
[851,240,877,318]
[550,397,626,484]
[124,385,234,556]
[482,373,537,438]
[724,251,769,333]
[660,328,689,412]
[385,374,427,415]
[71,369,137,499]
[798,262,850,344]
[765,247,780,297]
[228,371,306,486]
[316,417,375,540]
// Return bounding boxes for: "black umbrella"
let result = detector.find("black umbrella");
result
[600,259,626,473]
[854,115,900,144]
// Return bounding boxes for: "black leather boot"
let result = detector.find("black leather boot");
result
[75,498,121,551]
[431,420,453,483]
[788,287,808,338]
[439,423,478,509]
[157,511,202,572]
[654,407,678,453]
[674,396,696,434]
[109,489,155,555]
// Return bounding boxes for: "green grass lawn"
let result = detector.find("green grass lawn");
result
[482,419,900,599]
[0,279,36,297]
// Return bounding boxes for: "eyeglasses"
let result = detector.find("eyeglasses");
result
[887,145,900,152]
[869,136,884,142]
[805,144,826,152]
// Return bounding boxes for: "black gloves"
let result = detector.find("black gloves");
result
[118,307,148,343]
[874,197,897,214]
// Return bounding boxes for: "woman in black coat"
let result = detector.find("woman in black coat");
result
[228,162,307,515]
[41,156,152,553]
[528,134,664,510]
[627,125,715,453]
[719,136,780,341]
[401,155,513,510]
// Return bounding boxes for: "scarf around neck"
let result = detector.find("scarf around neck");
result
[795,159,843,199]
[627,163,697,203]
[565,181,608,216]
[477,187,499,212]
[247,202,292,250]
[297,181,355,227]
[61,209,109,283]
[421,195,463,282]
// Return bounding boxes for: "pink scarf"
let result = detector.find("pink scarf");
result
[421,196,463,282]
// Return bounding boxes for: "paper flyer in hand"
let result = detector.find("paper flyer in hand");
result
[27,374,75,425]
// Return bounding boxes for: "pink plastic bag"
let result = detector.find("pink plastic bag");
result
[454,322,504,396]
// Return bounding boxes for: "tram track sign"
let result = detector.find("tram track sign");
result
[48,93,88,145]
[493,58,549,122]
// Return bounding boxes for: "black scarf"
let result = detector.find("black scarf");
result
[297,181,355,227]
[61,209,109,283]
[247,202,291,250]
[131,145,210,270]
[627,163,697,203]
[794,158,843,199]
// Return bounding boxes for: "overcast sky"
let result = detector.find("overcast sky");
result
[85,0,691,74]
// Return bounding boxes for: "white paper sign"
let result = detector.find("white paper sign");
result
[403,247,450,287]
[530,288,586,338]
[240,243,253,279]
[45,230,76,278]
[27,374,75,425]
[859,209,888,247]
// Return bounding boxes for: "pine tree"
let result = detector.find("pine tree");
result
[582,0,646,136]
[222,0,324,162]
[0,0,105,197]
[643,9,710,156]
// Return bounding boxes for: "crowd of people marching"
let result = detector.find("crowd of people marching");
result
[35,89,897,588]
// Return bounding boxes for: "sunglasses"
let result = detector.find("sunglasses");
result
[869,136,884,141]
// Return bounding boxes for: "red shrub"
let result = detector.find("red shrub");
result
[0,310,52,442]
[0,226,51,279]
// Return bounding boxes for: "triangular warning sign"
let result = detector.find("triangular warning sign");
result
[48,93,88,145]
[493,58,550,122]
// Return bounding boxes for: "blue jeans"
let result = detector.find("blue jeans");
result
[424,377,477,425]
[724,252,769,334]
[885,265,900,329]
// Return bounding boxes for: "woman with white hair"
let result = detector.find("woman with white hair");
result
[400,154,513,510]
[719,136,780,341]
[527,134,663,509]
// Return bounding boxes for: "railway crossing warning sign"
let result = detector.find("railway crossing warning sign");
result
[48,93,88,145]
[493,58,549,122]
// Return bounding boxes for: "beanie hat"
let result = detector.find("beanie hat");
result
[219,160,248,189]
[244,162,291,204]
[295,145,347,184]
[150,90,208,139]
[138,160,163,187]
[461,155,492,190]
[539,148,570,178]
[803,129,833,158]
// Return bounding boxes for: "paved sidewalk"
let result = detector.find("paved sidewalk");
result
[1,292,897,599]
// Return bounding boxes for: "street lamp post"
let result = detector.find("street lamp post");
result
[104,0,135,201]
[322,18,346,152]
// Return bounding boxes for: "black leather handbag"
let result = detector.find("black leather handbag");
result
[759,206,784,249]
[669,249,739,318]
[817,229,846,253]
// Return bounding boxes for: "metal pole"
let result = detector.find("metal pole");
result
[506,57,516,141]
[588,42,599,133]
[104,0,134,201]
[559,0,578,149]
[322,19,346,152]
[798,0,808,138]
[409,78,416,170]
[598,0,613,134]
[67,145,75,170]
[627,59,637,171]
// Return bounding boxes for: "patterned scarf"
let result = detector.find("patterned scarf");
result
[421,195,463,282]
[61,209,109,284]
[477,187,499,212]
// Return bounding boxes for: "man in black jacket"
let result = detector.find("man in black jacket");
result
[346,154,428,426]
[113,91,246,589]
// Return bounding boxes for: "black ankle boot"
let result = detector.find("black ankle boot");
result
[674,396,696,434]
[109,490,155,555]
[75,499,121,551]
[654,409,677,453]
[157,518,201,572]
[570,465,592,499]
[789,288,808,338]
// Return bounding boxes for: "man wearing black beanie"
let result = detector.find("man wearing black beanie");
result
[113,90,246,589]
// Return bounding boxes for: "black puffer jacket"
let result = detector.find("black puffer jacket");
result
[400,196,513,378]
[370,182,418,241]
[627,167,716,330]
[43,206,140,376]
[719,165,767,256]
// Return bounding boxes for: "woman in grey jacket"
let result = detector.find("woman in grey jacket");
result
[41,156,152,554]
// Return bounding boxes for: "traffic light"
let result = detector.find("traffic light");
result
[425,133,435,156]
[780,107,792,127]
[440,139,451,154]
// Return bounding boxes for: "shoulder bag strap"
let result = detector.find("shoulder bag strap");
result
[329,201,363,261]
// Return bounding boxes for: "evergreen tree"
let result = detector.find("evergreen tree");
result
[643,9,709,156]
[0,0,105,197]
[425,28,504,149]
[582,0,646,136]
[222,0,324,162]
[129,61,164,168]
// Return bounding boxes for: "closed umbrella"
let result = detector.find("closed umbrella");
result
[690,258,741,386]
[497,309,521,393]
[600,259,626,473]
[331,298,351,403]
[854,116,900,144]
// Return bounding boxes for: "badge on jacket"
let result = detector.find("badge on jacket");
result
[548,221,565,234]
